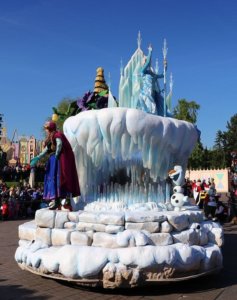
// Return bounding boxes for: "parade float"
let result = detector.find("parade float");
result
[15,34,223,288]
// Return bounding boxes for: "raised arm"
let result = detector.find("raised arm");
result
[141,45,152,74]
[55,138,62,159]
[30,147,48,167]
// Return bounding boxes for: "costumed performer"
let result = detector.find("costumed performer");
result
[30,121,80,210]
[136,44,164,115]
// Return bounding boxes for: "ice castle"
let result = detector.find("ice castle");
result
[117,32,172,117]
[63,32,198,208]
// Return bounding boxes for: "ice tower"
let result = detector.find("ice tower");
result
[62,33,195,207]
[118,32,172,117]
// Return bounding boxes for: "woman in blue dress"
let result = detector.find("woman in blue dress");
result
[137,45,164,115]
[30,121,80,209]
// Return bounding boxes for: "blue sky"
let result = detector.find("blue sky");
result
[0,0,237,148]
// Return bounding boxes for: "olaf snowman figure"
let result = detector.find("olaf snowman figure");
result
[168,165,189,211]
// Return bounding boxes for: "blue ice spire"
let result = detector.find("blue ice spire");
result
[137,30,142,49]
[162,39,168,117]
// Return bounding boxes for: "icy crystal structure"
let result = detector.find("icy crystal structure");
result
[118,34,172,117]
[64,108,199,205]
[63,35,198,207]
[119,47,144,109]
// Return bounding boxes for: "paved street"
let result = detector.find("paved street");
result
[1,218,237,300]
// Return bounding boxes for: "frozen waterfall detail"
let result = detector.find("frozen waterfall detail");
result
[63,108,199,204]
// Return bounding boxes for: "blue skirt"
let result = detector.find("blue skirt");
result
[43,155,61,200]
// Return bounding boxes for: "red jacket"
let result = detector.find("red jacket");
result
[1,203,8,216]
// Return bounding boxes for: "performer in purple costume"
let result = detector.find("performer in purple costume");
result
[30,121,80,209]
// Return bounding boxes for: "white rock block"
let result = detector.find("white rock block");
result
[149,233,173,246]
[189,223,208,246]
[208,227,224,247]
[79,212,99,223]
[86,230,94,240]
[35,208,56,228]
[51,228,72,246]
[125,222,159,233]
[64,222,77,229]
[160,221,173,233]
[68,211,81,222]
[35,227,52,246]
[105,225,124,234]
[78,211,125,225]
[98,212,125,225]
[125,211,166,223]
[199,230,209,246]
[19,221,36,241]
[92,232,119,248]
[200,243,223,271]
[71,231,91,246]
[167,214,189,231]
[116,230,149,247]
[202,220,222,232]
[55,211,69,228]
[19,240,32,247]
[172,229,200,245]
[77,222,106,232]
[186,211,204,223]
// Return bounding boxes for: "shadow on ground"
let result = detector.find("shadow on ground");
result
[0,284,51,300]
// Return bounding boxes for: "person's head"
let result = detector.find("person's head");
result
[44,121,57,133]
[9,186,15,196]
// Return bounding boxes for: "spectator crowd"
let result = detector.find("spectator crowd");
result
[182,174,237,224]
[0,164,45,183]
[0,180,46,221]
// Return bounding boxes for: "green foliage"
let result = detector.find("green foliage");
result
[53,98,76,131]
[211,113,237,169]
[172,98,235,170]
[5,182,19,188]
[173,99,200,124]
[187,141,204,169]
[173,99,202,169]
[189,113,237,170]
[208,148,227,169]
[225,114,237,151]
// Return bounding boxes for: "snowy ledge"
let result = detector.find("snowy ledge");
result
[15,207,223,288]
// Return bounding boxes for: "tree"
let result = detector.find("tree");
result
[173,99,202,169]
[215,114,237,169]
[208,149,226,169]
[173,99,200,124]
[225,114,237,151]
[214,130,225,149]
[187,141,205,169]
[210,130,227,168]
[53,98,76,131]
